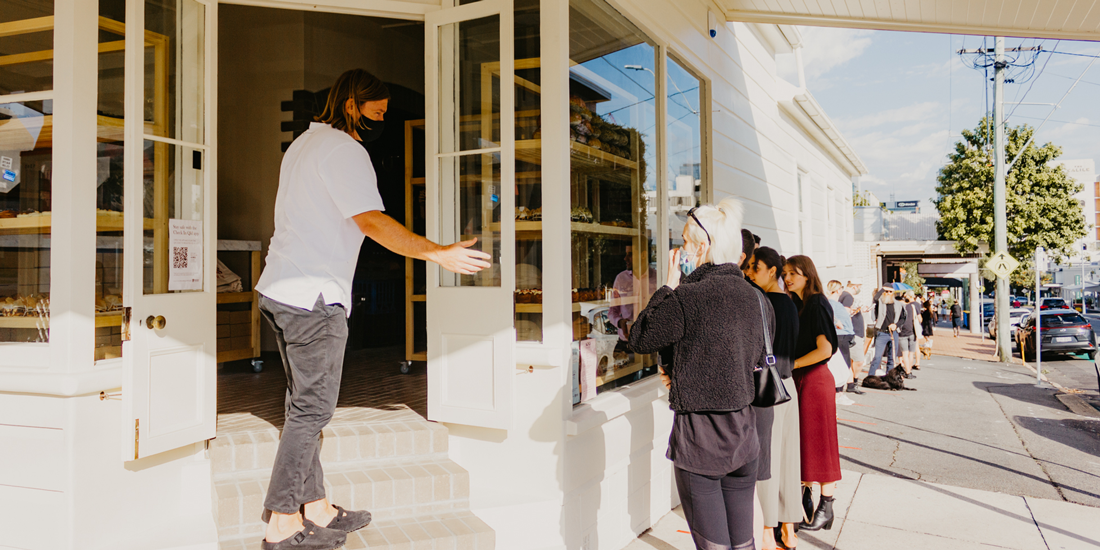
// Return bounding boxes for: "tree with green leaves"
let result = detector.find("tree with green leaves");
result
[934,117,1088,281]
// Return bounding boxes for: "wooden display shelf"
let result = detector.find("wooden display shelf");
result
[0,311,121,329]
[516,139,638,170]
[515,295,640,313]
[595,357,651,386]
[0,211,154,234]
[216,291,255,305]
[494,220,638,239]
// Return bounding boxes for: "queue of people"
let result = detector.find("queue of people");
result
[628,197,863,550]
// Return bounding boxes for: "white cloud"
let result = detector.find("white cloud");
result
[838,102,942,132]
[798,27,875,79]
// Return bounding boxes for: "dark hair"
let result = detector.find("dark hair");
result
[739,229,755,270]
[752,246,783,282]
[783,255,825,312]
[752,233,760,245]
[316,69,391,134]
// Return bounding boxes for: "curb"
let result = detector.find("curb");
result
[1054,393,1100,418]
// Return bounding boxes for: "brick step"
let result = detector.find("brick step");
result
[218,511,495,550]
[215,456,470,541]
[211,419,449,475]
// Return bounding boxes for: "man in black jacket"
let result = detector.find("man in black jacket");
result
[868,286,906,376]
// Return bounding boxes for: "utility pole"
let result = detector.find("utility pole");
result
[958,40,1041,362]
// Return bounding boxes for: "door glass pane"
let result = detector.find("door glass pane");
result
[145,0,206,144]
[439,153,500,287]
[438,15,500,154]
[0,0,53,95]
[666,56,703,253]
[143,140,205,294]
[0,100,51,343]
[513,0,541,341]
[97,0,127,361]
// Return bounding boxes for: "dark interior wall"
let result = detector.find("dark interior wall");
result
[217,5,425,351]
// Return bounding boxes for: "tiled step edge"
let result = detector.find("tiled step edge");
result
[211,420,449,475]
[216,457,470,540]
[218,511,494,550]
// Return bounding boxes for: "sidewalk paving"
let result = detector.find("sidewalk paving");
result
[626,470,1100,550]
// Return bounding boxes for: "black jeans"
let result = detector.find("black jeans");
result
[675,459,758,550]
[259,295,348,514]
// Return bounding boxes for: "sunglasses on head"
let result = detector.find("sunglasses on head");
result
[687,206,712,245]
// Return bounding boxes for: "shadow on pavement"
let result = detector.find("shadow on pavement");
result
[974,381,1066,412]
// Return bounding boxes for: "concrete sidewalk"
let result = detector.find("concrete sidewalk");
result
[625,469,1100,550]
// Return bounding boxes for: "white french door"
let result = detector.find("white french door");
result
[425,0,516,430]
[121,0,217,460]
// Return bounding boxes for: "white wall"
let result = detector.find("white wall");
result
[1057,159,1096,260]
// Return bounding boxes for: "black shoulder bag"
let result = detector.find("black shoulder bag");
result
[752,291,792,408]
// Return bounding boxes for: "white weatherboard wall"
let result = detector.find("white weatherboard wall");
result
[444,1,864,550]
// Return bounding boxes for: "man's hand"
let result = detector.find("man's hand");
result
[889,323,897,332]
[658,366,671,390]
[618,319,631,339]
[424,238,492,275]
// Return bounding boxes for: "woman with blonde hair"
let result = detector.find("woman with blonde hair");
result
[783,256,841,533]
[630,198,773,550]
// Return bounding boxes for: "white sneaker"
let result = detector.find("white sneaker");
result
[836,393,856,406]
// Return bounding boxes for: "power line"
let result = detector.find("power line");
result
[1006,41,1058,123]
[1010,114,1100,129]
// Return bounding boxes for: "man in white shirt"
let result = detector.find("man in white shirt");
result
[255,69,490,550]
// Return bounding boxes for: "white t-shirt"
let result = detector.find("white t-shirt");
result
[256,122,385,315]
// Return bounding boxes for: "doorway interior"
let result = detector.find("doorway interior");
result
[214,4,429,436]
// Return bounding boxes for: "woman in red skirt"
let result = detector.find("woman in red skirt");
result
[782,256,841,533]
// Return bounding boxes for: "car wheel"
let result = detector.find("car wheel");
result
[1089,350,1098,360]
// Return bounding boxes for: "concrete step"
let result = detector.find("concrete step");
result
[211,419,449,475]
[217,511,495,550]
[215,455,470,541]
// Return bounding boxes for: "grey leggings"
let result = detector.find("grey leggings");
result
[675,459,758,550]
[260,295,349,514]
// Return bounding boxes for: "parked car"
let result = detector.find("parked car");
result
[1039,297,1070,310]
[988,307,1031,341]
[1016,308,1097,359]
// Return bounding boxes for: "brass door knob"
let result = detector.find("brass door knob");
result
[146,315,166,330]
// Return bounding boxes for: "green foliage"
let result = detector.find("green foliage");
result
[934,117,1087,283]
[901,261,924,294]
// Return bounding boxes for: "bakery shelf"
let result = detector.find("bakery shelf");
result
[516,139,638,170]
[0,311,121,329]
[0,211,154,234]
[595,356,652,386]
[498,221,637,238]
[216,291,254,305]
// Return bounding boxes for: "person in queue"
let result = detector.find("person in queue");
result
[898,291,921,377]
[747,247,803,550]
[783,256,841,533]
[826,281,855,397]
[255,69,492,550]
[629,198,772,550]
[840,281,866,394]
[868,286,904,377]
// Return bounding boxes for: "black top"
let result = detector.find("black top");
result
[630,262,775,413]
[951,303,963,318]
[766,291,800,379]
[668,409,760,477]
[840,291,864,334]
[898,302,917,337]
[878,302,897,332]
[791,293,839,365]
[921,306,935,336]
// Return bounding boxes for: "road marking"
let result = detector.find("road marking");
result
[839,445,862,450]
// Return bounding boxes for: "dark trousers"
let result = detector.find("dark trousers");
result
[675,459,758,550]
[259,295,348,514]
[837,334,854,371]
[870,331,896,376]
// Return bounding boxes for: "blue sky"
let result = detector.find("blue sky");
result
[786,27,1100,209]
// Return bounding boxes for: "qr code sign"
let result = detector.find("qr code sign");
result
[173,247,188,269]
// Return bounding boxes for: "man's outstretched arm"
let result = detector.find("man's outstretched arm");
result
[353,210,492,275]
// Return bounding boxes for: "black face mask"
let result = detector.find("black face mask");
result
[356,116,385,145]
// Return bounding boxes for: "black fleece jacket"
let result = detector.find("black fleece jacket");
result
[629,262,776,413]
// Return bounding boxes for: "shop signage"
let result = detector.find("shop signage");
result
[168,219,203,291]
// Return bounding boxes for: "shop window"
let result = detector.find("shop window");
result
[666,55,704,254]
[0,0,54,344]
[513,0,542,342]
[0,0,53,95]
[96,0,126,360]
[569,0,659,403]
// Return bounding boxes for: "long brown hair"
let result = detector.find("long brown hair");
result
[784,255,825,312]
[316,69,391,134]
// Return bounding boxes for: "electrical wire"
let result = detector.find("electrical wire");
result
[1006,40,1058,123]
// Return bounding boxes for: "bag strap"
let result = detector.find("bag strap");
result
[755,290,775,367]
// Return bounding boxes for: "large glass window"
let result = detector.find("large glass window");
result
[569,0,659,402]
[513,0,542,342]
[96,0,126,360]
[0,0,54,344]
[666,55,703,253]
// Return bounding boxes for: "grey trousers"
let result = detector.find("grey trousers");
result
[259,295,349,514]
[676,459,759,550]
[756,377,802,527]
[869,331,896,376]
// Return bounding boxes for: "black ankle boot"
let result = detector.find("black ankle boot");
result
[801,486,814,523]
[799,495,835,531]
